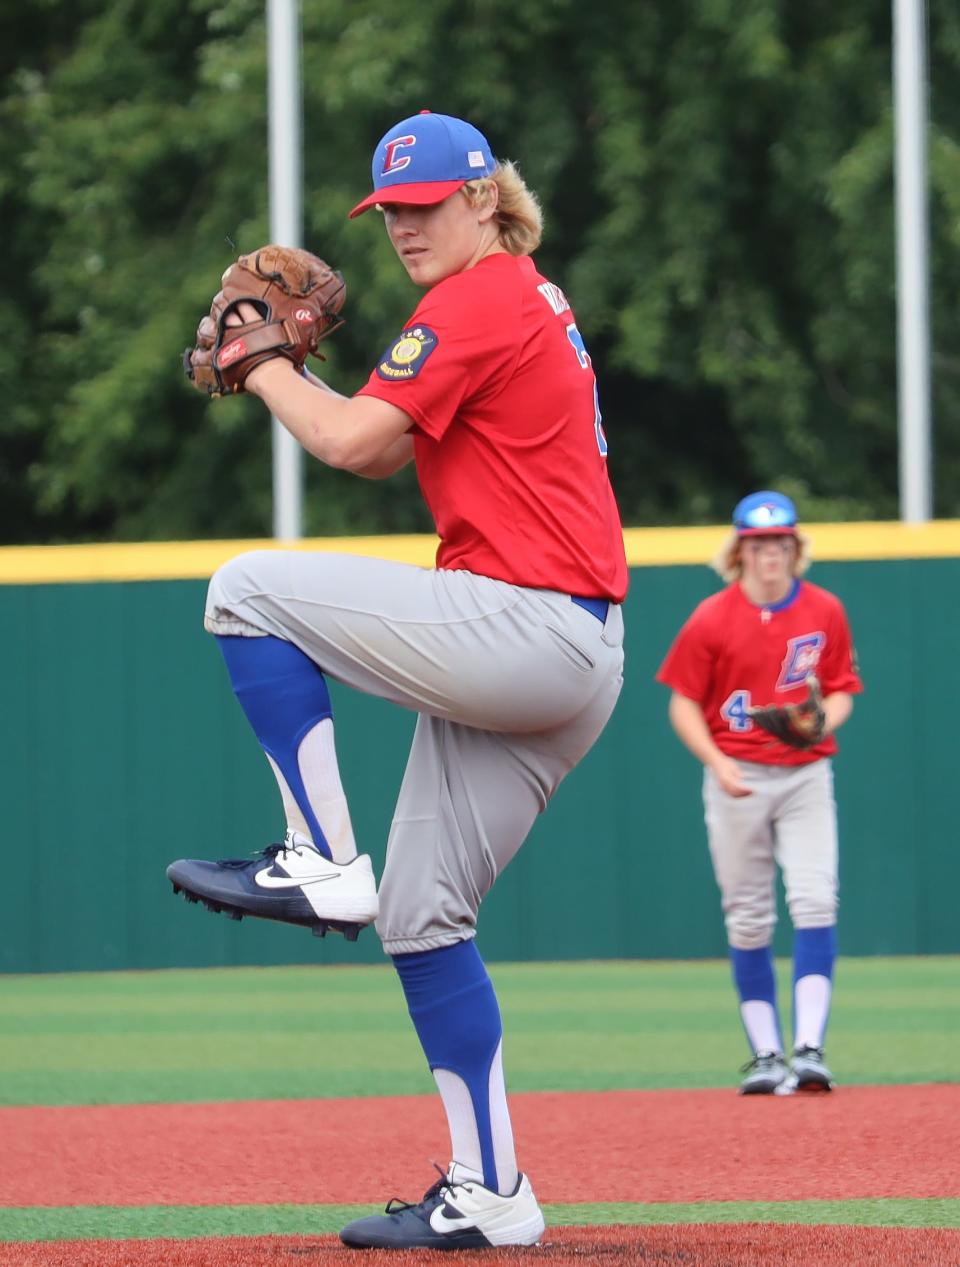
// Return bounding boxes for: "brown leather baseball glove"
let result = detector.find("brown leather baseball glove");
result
[748,675,827,750]
[184,245,346,397]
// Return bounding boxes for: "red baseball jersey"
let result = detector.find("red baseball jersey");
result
[657,579,863,765]
[357,252,628,602]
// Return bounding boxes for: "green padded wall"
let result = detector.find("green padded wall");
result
[2,558,957,972]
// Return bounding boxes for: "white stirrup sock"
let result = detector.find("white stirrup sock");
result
[434,1041,519,1195]
[740,1000,783,1054]
[794,974,832,1049]
[266,717,358,863]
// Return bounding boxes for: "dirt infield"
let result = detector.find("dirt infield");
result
[2,1084,958,1207]
[5,1226,960,1267]
[4,1084,959,1265]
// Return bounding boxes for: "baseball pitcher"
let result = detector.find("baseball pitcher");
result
[168,111,627,1248]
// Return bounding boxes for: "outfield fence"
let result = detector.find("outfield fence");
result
[3,522,958,972]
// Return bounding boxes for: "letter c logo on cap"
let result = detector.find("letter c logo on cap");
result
[382,135,416,175]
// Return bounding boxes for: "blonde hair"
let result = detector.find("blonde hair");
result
[711,530,813,583]
[462,160,543,256]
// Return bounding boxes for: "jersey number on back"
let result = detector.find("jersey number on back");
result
[565,322,608,457]
[720,690,753,732]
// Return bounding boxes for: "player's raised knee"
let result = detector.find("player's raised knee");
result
[206,550,276,606]
[204,550,282,635]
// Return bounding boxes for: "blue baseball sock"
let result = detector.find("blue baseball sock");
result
[730,945,782,1053]
[792,925,837,1048]
[215,634,334,858]
[393,940,506,1192]
[793,925,836,982]
[730,944,778,1006]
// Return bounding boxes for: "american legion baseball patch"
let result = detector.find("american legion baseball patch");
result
[376,325,439,380]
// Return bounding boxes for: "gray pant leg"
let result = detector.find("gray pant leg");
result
[772,759,839,928]
[704,764,779,950]
[205,549,625,950]
[379,672,624,954]
[205,550,619,732]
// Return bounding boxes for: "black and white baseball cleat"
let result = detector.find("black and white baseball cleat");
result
[166,830,378,940]
[738,1050,790,1095]
[339,1164,545,1250]
[779,1044,835,1094]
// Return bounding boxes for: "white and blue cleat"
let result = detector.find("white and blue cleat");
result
[339,1164,545,1250]
[167,829,378,940]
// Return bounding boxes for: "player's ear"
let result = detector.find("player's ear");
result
[794,531,812,576]
[710,528,740,581]
[466,178,499,221]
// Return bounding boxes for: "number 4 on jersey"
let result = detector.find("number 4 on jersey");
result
[721,690,753,732]
[566,322,608,457]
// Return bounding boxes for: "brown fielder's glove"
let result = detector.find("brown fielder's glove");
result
[748,675,827,750]
[184,245,346,397]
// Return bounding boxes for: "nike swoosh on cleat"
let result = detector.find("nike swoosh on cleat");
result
[429,1207,475,1235]
[253,871,341,889]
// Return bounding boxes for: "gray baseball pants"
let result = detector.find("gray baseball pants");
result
[205,550,625,954]
[703,758,839,950]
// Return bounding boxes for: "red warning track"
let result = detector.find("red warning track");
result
[3,1227,960,1267]
[1,1084,957,1207]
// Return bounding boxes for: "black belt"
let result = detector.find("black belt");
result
[571,595,610,623]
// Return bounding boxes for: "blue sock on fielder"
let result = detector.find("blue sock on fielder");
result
[393,940,503,1191]
[730,944,782,1051]
[730,945,778,1008]
[793,925,836,982]
[792,925,837,1046]
[215,634,334,858]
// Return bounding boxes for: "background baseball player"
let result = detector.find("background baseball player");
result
[656,491,862,1095]
[168,110,627,1248]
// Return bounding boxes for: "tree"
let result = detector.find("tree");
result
[2,0,958,542]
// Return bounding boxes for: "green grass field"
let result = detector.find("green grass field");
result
[5,1200,960,1241]
[1,955,956,1107]
[2,955,959,1247]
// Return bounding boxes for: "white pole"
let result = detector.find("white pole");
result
[893,0,933,522]
[267,0,303,540]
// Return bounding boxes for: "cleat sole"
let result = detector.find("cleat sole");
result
[170,882,367,940]
[312,920,360,941]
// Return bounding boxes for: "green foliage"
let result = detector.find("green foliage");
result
[2,0,959,541]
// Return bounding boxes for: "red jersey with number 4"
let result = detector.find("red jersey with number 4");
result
[357,252,628,602]
[656,579,863,766]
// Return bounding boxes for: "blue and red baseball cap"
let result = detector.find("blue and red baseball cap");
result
[349,111,497,219]
[733,491,799,536]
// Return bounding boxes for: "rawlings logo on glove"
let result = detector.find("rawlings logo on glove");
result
[748,675,827,750]
[183,245,346,397]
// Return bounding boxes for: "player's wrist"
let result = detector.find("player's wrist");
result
[245,355,298,396]
[706,750,733,775]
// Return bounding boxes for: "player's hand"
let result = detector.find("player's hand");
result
[710,754,752,798]
[225,301,260,327]
[224,300,295,393]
